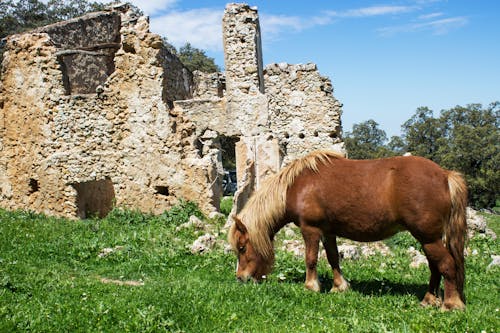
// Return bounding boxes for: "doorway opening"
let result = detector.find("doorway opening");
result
[72,178,115,219]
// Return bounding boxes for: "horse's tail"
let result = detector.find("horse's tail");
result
[446,171,468,302]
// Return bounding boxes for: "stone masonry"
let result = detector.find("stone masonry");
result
[0,3,344,219]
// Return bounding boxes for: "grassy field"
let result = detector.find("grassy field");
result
[1,203,498,332]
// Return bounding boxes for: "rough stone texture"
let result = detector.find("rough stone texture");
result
[487,255,500,269]
[35,11,121,95]
[467,207,496,240]
[0,6,217,217]
[190,233,217,254]
[0,3,345,219]
[220,4,345,215]
[265,63,344,164]
[408,246,428,268]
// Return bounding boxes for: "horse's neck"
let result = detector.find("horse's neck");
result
[270,218,289,240]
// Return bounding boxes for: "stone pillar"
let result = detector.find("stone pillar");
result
[222,3,268,133]
[231,134,281,216]
[223,3,274,216]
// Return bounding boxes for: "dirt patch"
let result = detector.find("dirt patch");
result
[99,277,144,287]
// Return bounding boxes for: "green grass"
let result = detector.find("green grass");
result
[220,196,233,216]
[1,205,499,332]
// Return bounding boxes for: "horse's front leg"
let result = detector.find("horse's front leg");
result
[300,225,321,292]
[322,234,350,292]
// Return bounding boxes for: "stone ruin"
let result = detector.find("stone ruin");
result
[0,3,344,219]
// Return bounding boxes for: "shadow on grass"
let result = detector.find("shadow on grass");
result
[271,269,428,299]
[313,275,427,299]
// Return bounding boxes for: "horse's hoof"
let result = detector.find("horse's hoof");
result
[420,292,442,308]
[304,280,321,292]
[330,280,350,293]
[440,300,465,311]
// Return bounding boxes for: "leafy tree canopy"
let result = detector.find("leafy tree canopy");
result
[177,42,220,73]
[346,103,499,209]
[344,119,395,159]
[1,1,219,73]
[0,0,107,39]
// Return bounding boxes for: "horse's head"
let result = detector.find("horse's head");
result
[229,216,272,282]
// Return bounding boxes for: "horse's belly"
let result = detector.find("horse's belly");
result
[329,219,405,242]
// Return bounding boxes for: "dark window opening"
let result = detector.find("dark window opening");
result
[166,100,175,110]
[154,186,170,196]
[72,178,115,219]
[218,76,226,98]
[220,135,239,196]
[195,137,204,158]
[29,178,39,194]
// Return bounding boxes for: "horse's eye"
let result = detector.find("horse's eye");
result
[239,246,246,254]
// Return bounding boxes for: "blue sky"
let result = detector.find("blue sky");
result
[120,1,499,137]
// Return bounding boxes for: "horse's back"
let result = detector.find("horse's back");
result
[286,155,451,241]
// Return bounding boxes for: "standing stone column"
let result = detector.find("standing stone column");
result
[222,3,268,132]
[222,4,278,216]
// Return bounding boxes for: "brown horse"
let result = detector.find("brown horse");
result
[228,150,467,310]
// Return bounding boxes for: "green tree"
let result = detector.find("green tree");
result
[1,0,107,66]
[1,1,220,74]
[401,107,447,163]
[401,103,499,209]
[387,135,406,155]
[439,103,500,208]
[344,119,394,159]
[178,42,220,73]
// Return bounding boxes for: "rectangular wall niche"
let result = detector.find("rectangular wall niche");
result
[39,12,121,95]
[72,178,115,219]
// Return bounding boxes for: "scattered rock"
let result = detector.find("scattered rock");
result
[283,225,297,238]
[98,245,124,258]
[466,208,496,240]
[360,242,392,257]
[280,239,392,261]
[176,215,205,232]
[208,211,225,220]
[190,233,217,254]
[282,239,304,257]
[487,255,500,269]
[408,247,428,268]
[223,243,233,254]
[467,208,487,233]
[338,244,360,260]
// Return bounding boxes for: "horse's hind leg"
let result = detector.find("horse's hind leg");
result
[420,261,442,307]
[300,225,322,292]
[322,234,349,292]
[422,240,465,310]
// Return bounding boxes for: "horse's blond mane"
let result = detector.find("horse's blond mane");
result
[229,150,343,261]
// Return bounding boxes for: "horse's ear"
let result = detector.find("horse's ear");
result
[232,215,247,234]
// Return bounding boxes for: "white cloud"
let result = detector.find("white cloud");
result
[261,13,335,34]
[126,0,178,15]
[418,12,444,20]
[39,0,178,15]
[260,14,304,35]
[327,6,416,18]
[150,8,223,51]
[378,16,468,36]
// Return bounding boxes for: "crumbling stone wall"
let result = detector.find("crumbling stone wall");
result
[36,11,121,95]
[265,62,344,164]
[0,5,219,218]
[0,3,344,219]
